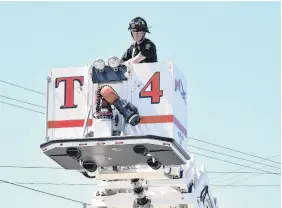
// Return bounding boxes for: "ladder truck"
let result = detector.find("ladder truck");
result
[40,57,220,208]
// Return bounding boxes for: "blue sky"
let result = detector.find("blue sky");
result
[0,1,280,208]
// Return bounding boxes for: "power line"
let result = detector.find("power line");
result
[207,171,279,175]
[188,136,281,165]
[209,155,281,191]
[211,184,280,187]
[0,165,280,175]
[225,174,278,187]
[189,151,281,175]
[0,182,96,186]
[0,79,46,95]
[217,169,278,185]
[189,145,280,170]
[0,101,45,114]
[0,165,63,169]
[213,176,281,191]
[1,181,279,188]
[209,154,280,181]
[0,179,91,206]
[214,165,281,191]
[0,94,46,108]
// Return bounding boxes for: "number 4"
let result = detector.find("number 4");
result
[139,72,163,104]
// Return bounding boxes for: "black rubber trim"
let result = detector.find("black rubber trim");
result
[92,65,128,83]
[40,135,190,160]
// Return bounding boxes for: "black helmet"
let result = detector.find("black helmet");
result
[128,17,150,33]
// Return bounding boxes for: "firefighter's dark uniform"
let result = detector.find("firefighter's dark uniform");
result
[121,17,158,64]
[121,38,158,63]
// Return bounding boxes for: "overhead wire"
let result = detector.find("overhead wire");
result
[0,79,46,95]
[188,151,280,175]
[0,179,91,206]
[189,144,280,170]
[0,81,91,206]
[0,94,46,108]
[0,101,45,114]
[188,136,280,165]
[212,157,281,190]
[221,172,281,188]
[0,165,280,175]
[210,154,280,181]
[0,165,63,169]
[1,181,279,188]
[211,184,280,187]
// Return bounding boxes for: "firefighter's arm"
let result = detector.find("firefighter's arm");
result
[122,52,146,64]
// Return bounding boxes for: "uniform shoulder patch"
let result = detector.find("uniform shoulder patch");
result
[145,43,151,50]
